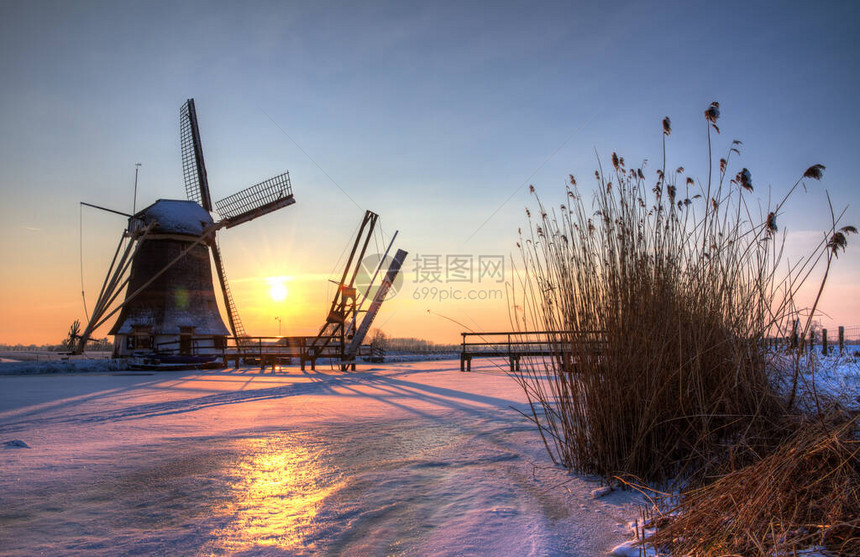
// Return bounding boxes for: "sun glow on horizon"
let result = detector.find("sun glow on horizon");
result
[267,277,290,302]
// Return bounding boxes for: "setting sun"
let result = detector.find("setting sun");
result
[269,281,288,302]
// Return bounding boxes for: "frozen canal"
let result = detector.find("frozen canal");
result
[0,361,640,555]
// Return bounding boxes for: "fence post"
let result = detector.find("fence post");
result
[809,330,816,353]
[822,329,828,355]
[790,319,799,349]
[839,326,845,355]
[460,333,467,372]
[259,338,264,371]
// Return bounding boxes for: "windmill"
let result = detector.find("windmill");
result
[73,99,295,358]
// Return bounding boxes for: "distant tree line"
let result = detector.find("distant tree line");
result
[368,329,458,353]
[0,339,112,352]
[1,321,112,353]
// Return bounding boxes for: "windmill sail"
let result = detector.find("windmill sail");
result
[180,99,213,211]
[215,172,295,228]
[210,238,247,338]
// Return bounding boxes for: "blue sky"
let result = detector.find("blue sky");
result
[1,0,858,343]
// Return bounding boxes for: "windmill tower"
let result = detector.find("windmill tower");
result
[74,99,295,358]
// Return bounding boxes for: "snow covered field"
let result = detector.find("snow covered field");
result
[0,360,642,556]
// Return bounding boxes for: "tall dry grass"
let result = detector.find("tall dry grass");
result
[509,103,850,483]
[647,416,860,555]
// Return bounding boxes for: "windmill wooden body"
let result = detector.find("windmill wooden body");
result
[74,99,295,358]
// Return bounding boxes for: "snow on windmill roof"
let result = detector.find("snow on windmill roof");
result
[135,199,215,235]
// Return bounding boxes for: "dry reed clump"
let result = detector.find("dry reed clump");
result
[510,102,847,484]
[647,416,860,555]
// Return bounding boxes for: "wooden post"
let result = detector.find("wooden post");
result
[839,326,845,354]
[460,332,467,372]
[300,338,307,371]
[790,319,799,349]
[822,329,828,355]
[809,330,816,353]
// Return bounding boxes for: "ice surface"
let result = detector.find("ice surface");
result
[2,353,855,555]
[0,360,644,556]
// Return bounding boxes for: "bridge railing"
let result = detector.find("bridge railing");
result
[459,330,604,372]
[151,335,375,371]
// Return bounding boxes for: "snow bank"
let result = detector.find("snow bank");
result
[382,351,460,363]
[771,352,860,412]
[803,354,860,409]
[0,357,127,375]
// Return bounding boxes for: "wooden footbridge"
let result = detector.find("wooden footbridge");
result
[151,335,383,371]
[224,336,383,371]
[459,330,604,371]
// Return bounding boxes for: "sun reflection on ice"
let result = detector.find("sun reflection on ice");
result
[206,434,341,554]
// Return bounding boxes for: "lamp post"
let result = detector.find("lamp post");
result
[274,316,281,337]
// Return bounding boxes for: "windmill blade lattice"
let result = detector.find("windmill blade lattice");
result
[210,238,247,338]
[180,99,213,211]
[215,172,295,229]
